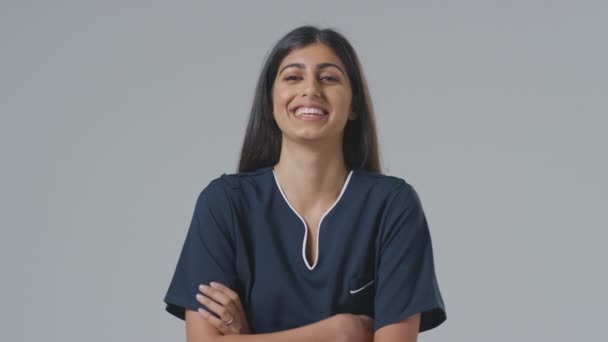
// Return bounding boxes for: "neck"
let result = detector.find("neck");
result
[273,137,349,214]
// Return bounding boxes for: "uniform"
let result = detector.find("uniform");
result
[163,165,446,333]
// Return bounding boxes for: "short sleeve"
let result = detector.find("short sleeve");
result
[163,179,238,320]
[374,181,447,332]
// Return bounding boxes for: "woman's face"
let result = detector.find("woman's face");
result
[271,42,354,144]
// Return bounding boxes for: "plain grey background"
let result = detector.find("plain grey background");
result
[2,0,606,341]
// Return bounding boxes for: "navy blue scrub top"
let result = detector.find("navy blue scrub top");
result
[163,165,446,333]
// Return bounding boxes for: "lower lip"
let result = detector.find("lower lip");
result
[294,113,328,121]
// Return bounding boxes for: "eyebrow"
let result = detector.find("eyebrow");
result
[278,62,346,76]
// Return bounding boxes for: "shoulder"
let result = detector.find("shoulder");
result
[195,166,273,206]
[352,170,426,231]
[353,168,417,201]
[216,166,273,190]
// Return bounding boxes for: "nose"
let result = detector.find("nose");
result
[301,76,321,98]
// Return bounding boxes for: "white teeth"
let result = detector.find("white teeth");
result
[295,107,327,116]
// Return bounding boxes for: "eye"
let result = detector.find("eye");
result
[284,75,301,81]
[321,75,338,82]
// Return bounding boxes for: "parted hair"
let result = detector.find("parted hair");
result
[237,25,381,174]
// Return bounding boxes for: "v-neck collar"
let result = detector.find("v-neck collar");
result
[271,168,355,271]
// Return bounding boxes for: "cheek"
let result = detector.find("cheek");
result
[332,89,352,111]
[272,88,294,111]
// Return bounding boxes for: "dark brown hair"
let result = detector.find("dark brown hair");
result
[237,25,381,174]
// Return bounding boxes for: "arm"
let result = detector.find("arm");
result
[373,182,446,333]
[373,313,420,342]
[186,309,335,342]
[186,309,373,342]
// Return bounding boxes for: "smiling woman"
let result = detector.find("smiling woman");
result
[163,25,447,342]
[272,43,354,142]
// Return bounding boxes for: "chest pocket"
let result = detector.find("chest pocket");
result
[347,275,375,315]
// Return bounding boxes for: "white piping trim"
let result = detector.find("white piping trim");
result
[272,169,354,271]
[349,280,375,294]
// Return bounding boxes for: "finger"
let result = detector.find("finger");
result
[209,282,247,317]
[209,282,242,304]
[199,284,234,308]
[195,293,234,323]
[197,308,229,334]
[200,284,244,321]
[205,283,251,334]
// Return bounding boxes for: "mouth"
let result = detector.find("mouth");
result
[290,105,329,117]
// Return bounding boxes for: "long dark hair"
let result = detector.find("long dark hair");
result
[237,25,381,174]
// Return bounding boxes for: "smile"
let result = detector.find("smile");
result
[294,107,328,116]
[293,107,328,121]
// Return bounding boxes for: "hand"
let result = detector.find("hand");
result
[330,313,374,342]
[195,282,251,335]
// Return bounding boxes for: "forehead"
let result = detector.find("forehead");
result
[278,43,345,70]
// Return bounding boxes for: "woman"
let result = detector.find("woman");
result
[163,25,446,341]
